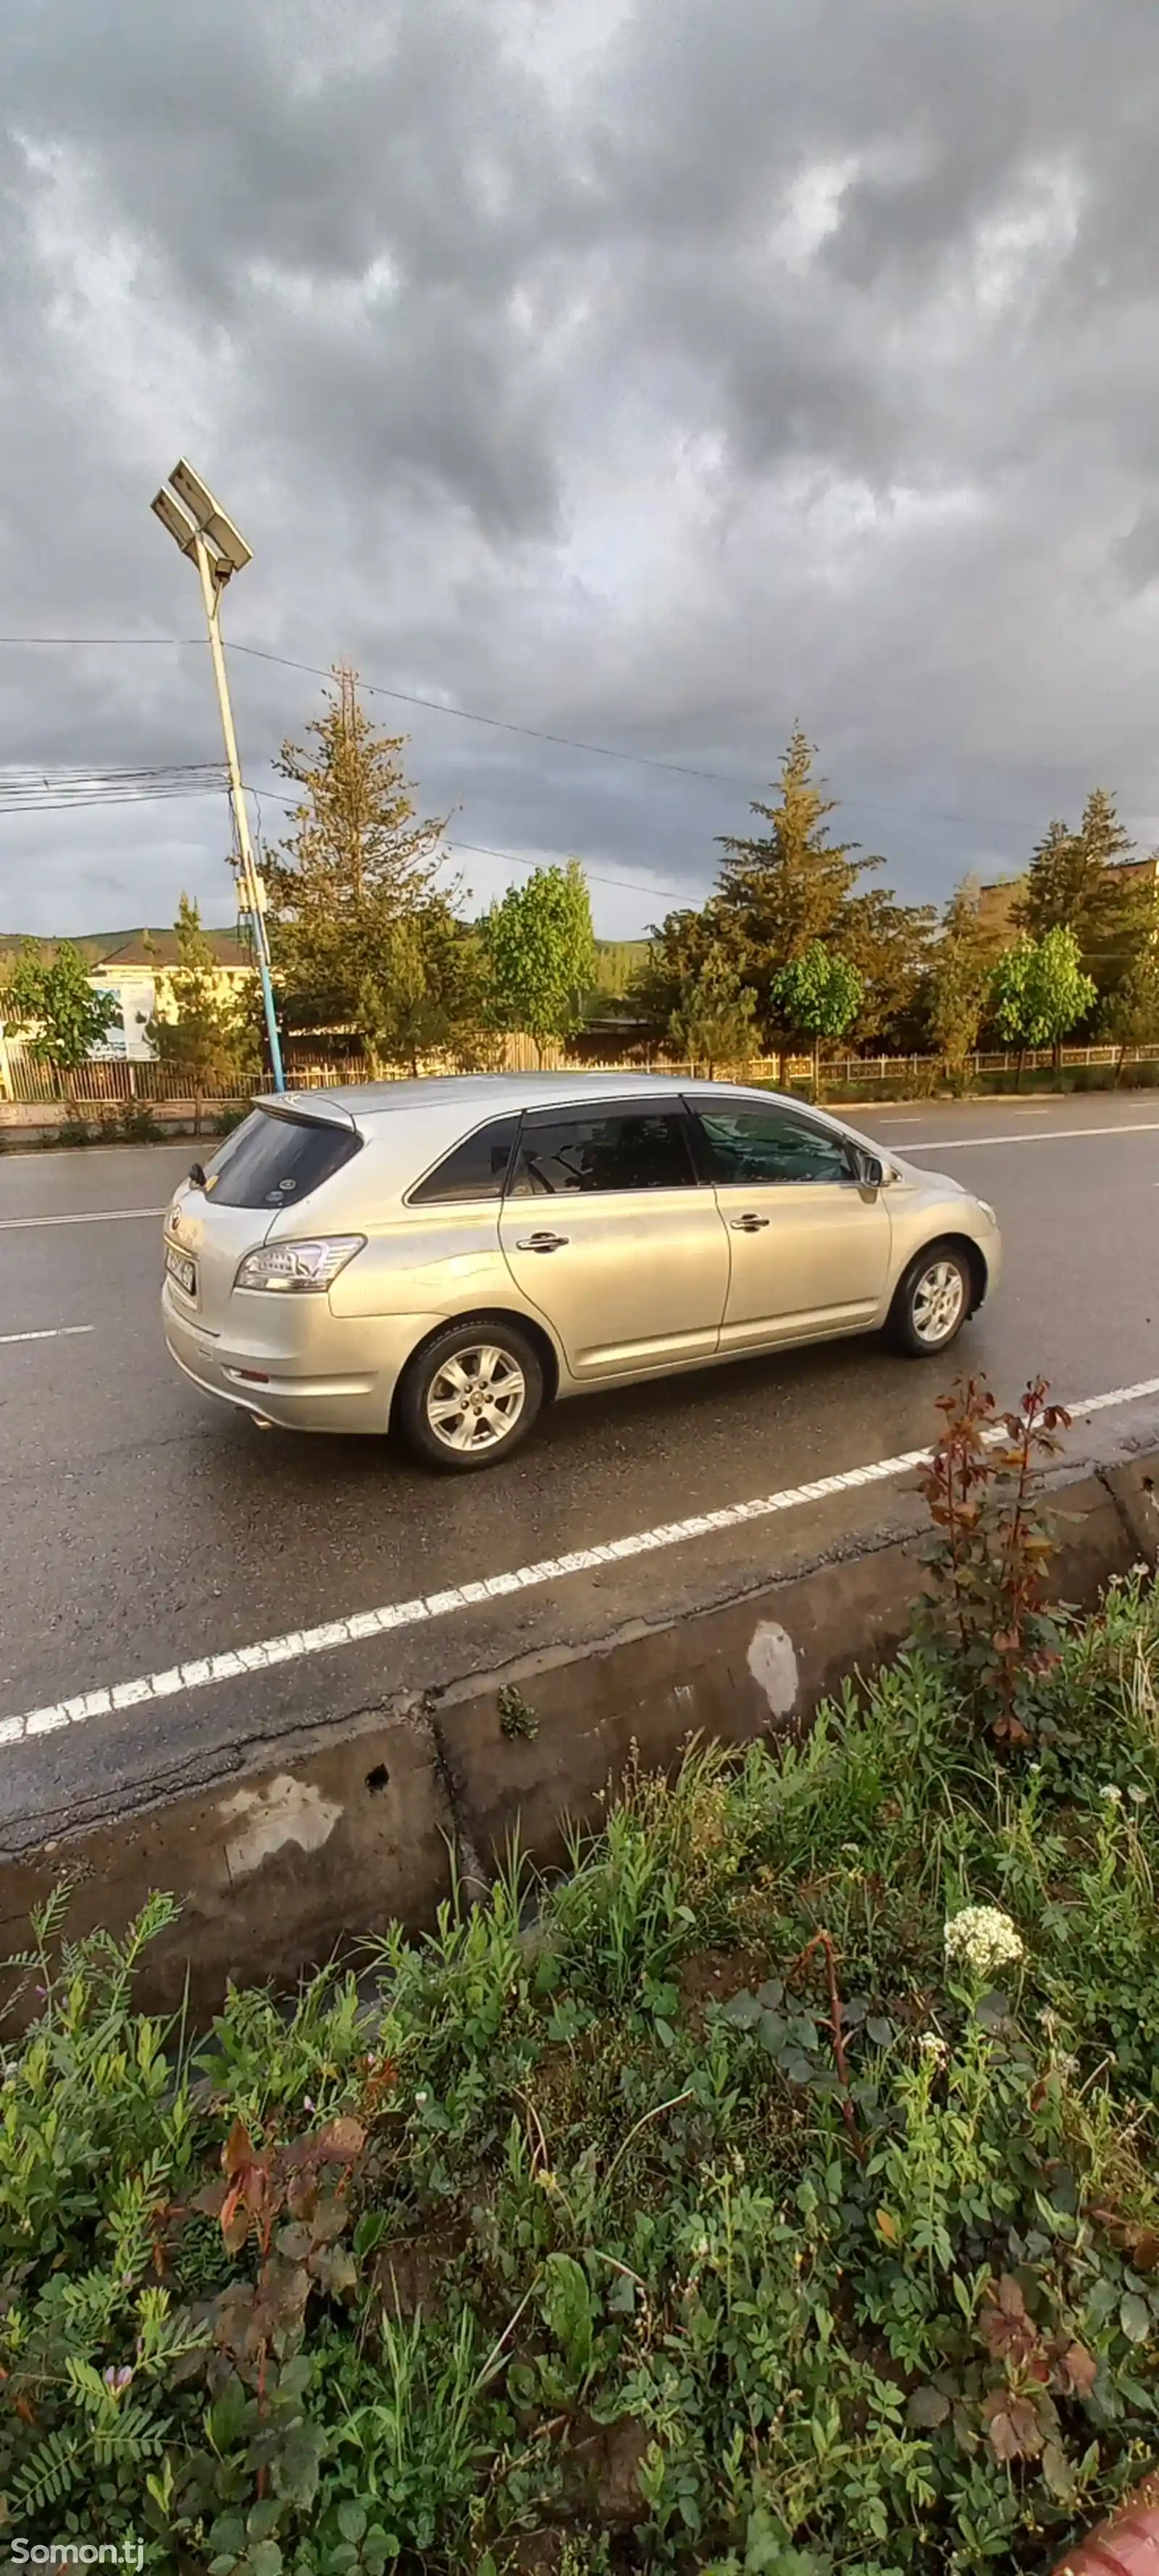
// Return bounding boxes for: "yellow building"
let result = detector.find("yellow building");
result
[85,927,256,1059]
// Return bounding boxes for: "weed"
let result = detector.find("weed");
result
[498,1687,539,1742]
[912,1372,1072,1745]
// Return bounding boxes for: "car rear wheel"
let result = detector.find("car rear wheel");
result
[398,1320,544,1472]
[888,1243,972,1358]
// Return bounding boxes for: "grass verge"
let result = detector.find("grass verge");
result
[2,1577,1159,2572]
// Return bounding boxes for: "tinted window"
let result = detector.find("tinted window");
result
[509,1109,697,1196]
[207,1109,361,1209]
[409,1115,520,1204]
[693,1104,852,1188]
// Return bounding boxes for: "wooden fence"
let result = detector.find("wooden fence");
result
[2,1036,1158,1107]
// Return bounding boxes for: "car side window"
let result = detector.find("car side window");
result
[692,1103,853,1188]
[507,1108,698,1196]
[409,1115,521,1204]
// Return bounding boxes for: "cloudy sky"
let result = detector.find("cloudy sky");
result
[2,0,1159,940]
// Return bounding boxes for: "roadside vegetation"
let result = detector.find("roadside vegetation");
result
[1,1383,1158,2569]
[4,681,1158,1109]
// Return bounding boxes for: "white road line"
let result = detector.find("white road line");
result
[0,1325,93,1346]
[0,1207,168,1231]
[4,1369,1159,1755]
[895,1122,1159,1152]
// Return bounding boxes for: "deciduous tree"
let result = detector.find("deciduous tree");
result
[988,926,1097,1084]
[772,941,864,1096]
[481,861,596,1063]
[1,941,118,1107]
[148,896,259,1133]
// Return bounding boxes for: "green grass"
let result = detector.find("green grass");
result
[3,1580,1159,2571]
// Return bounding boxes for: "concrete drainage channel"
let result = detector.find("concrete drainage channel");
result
[1,1432,1156,2020]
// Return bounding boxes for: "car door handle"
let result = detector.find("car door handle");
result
[729,1213,770,1232]
[515,1230,569,1253]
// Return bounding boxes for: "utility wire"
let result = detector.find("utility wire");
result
[250,786,693,902]
[0,760,229,815]
[0,632,1066,835]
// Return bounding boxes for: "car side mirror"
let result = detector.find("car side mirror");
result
[188,1162,207,1190]
[854,1149,884,1190]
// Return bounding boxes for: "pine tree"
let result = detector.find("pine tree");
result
[666,949,757,1076]
[1013,791,1147,1004]
[927,877,1000,1083]
[1102,944,1159,1083]
[713,726,881,1057]
[839,887,937,1049]
[267,664,456,1054]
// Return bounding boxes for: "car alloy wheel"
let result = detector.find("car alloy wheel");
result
[911,1256,966,1346]
[424,1341,528,1454]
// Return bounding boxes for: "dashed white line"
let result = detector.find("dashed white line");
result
[4,1370,1159,1755]
[0,1325,94,1346]
[0,1207,168,1230]
[895,1122,1159,1152]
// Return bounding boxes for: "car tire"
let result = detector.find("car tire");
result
[887,1242,974,1359]
[397,1318,545,1472]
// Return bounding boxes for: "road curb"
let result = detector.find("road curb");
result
[1,1445,1156,2018]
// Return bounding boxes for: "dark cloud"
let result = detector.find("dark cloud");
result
[2,0,1159,939]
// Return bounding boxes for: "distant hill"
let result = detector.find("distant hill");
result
[590,938,649,997]
[0,926,249,969]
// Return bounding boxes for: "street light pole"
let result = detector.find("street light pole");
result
[189,534,285,1092]
[151,460,286,1093]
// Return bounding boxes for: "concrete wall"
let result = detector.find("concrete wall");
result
[1,1446,1154,2020]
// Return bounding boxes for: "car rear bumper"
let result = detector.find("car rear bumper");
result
[162,1282,435,1435]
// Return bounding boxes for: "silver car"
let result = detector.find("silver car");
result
[162,1074,1001,1473]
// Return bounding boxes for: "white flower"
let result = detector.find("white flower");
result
[414,2089,428,2110]
[1129,1786,1147,1806]
[919,2031,948,2065]
[1100,1784,1124,1806]
[944,1905,1026,1977]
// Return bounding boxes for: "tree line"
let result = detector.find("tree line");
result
[4,668,1158,1100]
[635,727,1159,1083]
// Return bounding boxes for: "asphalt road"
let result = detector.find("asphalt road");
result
[2,1094,1158,1844]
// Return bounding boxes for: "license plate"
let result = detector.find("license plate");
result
[166,1243,197,1299]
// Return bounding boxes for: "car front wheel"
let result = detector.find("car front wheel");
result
[888,1243,973,1358]
[397,1319,544,1472]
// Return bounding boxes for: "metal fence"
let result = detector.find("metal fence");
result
[2,1036,1158,1107]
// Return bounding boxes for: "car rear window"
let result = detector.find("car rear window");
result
[207,1109,361,1209]
[408,1115,521,1204]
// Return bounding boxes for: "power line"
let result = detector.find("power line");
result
[0,760,229,815]
[450,837,690,904]
[250,786,692,902]
[228,642,758,791]
[0,631,1059,835]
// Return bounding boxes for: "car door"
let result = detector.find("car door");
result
[498,1101,729,1377]
[687,1096,892,1348]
